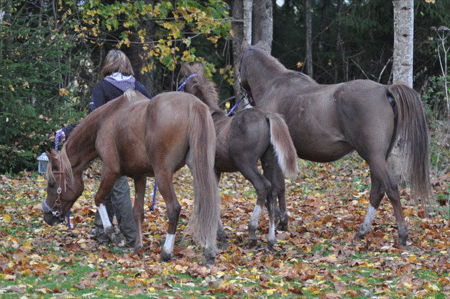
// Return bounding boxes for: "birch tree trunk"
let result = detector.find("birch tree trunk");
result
[393,0,414,87]
[243,0,253,44]
[389,0,414,189]
[253,0,273,49]
[232,0,245,105]
[232,0,273,110]
[305,0,313,77]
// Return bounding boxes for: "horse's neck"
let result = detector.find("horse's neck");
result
[197,85,225,117]
[247,53,315,105]
[65,123,99,173]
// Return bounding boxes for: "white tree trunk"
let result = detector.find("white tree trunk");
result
[243,0,253,45]
[232,0,245,104]
[393,0,414,87]
[253,0,273,49]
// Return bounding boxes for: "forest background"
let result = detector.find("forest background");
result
[0,0,449,175]
[1,1,450,297]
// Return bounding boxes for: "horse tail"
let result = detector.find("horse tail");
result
[266,113,298,178]
[387,84,432,210]
[187,101,219,254]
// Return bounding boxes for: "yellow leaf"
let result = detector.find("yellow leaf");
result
[3,213,11,223]
[408,255,417,263]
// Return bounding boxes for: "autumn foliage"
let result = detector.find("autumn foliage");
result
[0,152,449,298]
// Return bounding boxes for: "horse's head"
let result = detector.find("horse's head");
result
[181,63,224,114]
[42,148,82,225]
[180,63,201,97]
[239,40,252,91]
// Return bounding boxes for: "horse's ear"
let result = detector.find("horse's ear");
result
[196,62,204,72]
[256,40,271,53]
[241,39,250,52]
[181,63,190,76]
[46,150,57,167]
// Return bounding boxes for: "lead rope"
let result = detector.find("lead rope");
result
[55,131,72,229]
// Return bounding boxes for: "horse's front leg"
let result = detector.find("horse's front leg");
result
[156,172,181,262]
[94,172,120,239]
[215,171,228,249]
[133,176,147,255]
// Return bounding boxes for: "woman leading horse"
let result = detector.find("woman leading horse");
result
[43,89,220,266]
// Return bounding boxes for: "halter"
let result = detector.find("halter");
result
[51,160,66,218]
[42,159,74,222]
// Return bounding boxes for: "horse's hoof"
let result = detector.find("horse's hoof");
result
[204,247,216,268]
[267,238,277,250]
[133,246,144,257]
[160,250,173,262]
[104,226,115,238]
[276,222,288,231]
[111,233,126,247]
[353,231,365,241]
[220,241,229,250]
[399,237,409,249]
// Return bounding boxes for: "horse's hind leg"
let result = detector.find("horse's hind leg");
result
[237,163,271,247]
[133,176,147,255]
[354,174,384,240]
[355,161,408,247]
[262,149,289,233]
[266,163,288,231]
[155,170,181,262]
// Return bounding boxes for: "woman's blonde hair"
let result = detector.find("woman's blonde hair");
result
[101,49,134,78]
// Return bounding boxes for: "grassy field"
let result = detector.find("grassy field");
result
[1,149,449,298]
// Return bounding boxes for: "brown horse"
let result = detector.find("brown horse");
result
[181,63,298,248]
[239,40,432,248]
[42,89,220,266]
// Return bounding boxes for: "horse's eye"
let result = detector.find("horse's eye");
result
[48,182,56,188]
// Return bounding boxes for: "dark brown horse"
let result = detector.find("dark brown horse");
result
[42,89,220,266]
[239,40,432,248]
[181,63,298,248]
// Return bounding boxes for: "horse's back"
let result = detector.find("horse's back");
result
[263,77,394,162]
[116,92,209,175]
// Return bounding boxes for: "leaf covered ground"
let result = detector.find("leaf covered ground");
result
[1,153,450,298]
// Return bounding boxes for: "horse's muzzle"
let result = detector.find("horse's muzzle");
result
[42,199,64,225]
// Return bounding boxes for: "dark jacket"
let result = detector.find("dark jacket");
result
[62,79,151,138]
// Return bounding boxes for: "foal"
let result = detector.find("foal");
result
[181,63,298,248]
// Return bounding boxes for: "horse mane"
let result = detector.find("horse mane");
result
[249,46,318,86]
[46,145,74,185]
[46,90,141,184]
[189,63,224,115]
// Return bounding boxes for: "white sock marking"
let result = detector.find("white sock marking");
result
[163,234,176,253]
[98,204,112,230]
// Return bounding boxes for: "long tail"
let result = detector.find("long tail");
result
[267,113,298,178]
[388,84,432,210]
[187,101,219,251]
